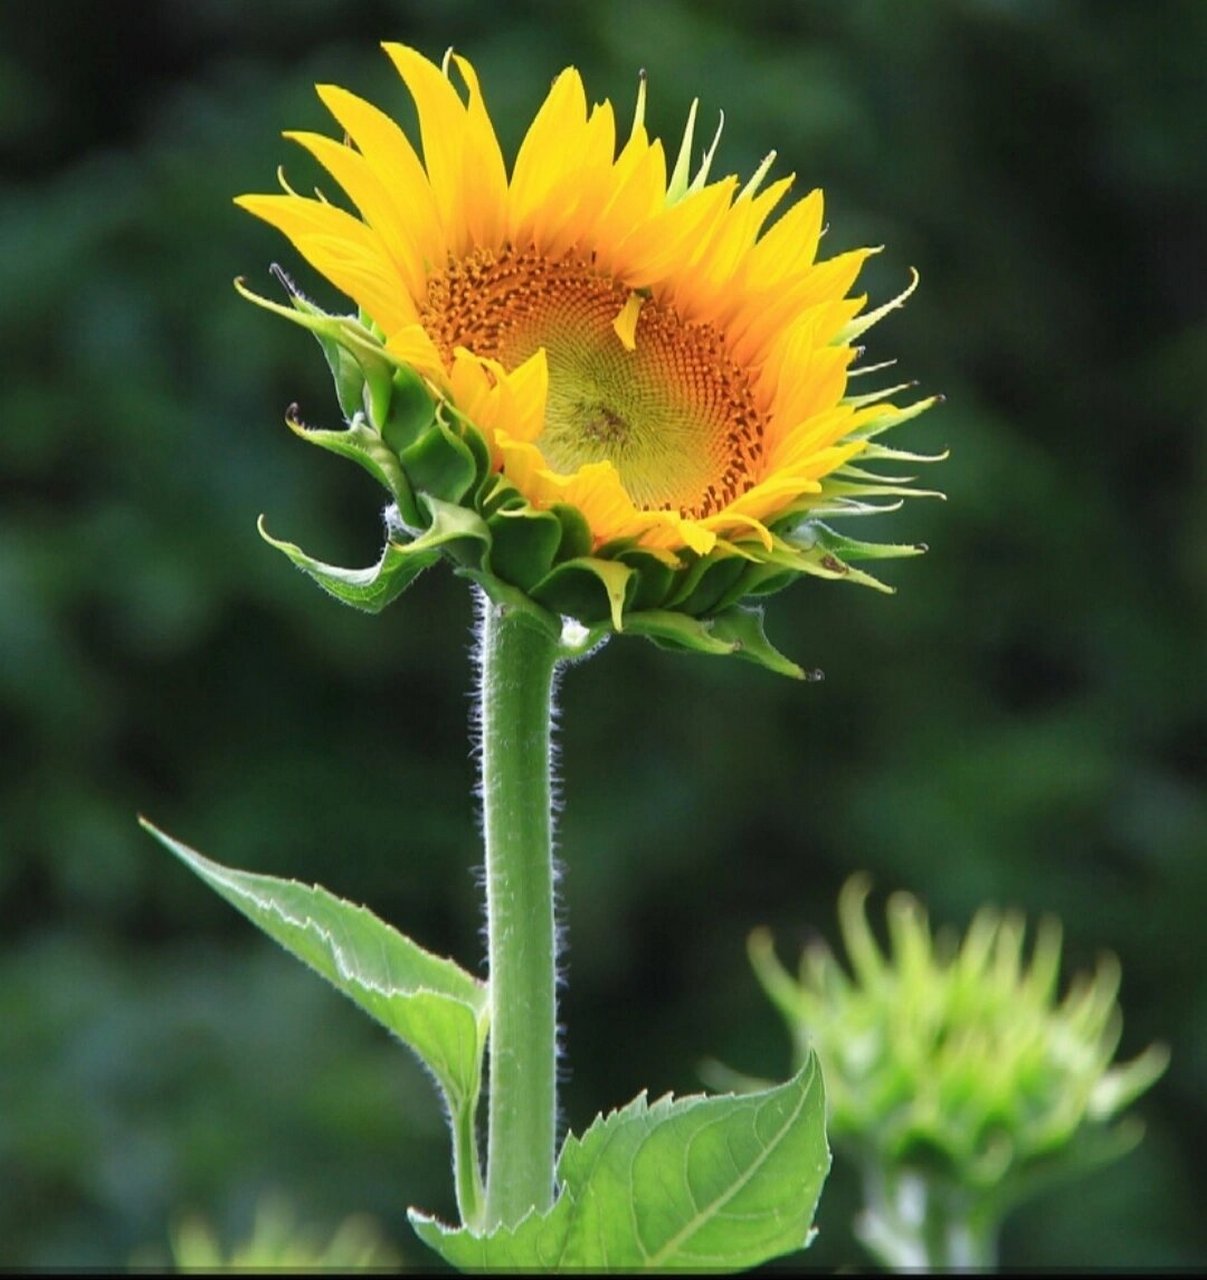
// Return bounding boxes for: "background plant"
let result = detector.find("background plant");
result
[2,0,1203,1270]
[129,1193,401,1271]
[749,876,1169,1269]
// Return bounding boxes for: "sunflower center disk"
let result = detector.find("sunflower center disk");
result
[420,248,767,518]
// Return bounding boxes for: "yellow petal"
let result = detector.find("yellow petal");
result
[744,188,825,291]
[449,53,509,249]
[591,136,668,276]
[616,178,735,294]
[509,68,588,242]
[385,324,447,384]
[283,131,427,298]
[502,348,550,441]
[382,45,508,258]
[611,292,644,351]
[315,83,445,269]
[235,193,412,330]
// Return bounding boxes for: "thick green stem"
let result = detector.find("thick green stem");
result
[478,596,561,1229]
[856,1165,999,1271]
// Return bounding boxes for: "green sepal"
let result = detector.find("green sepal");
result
[451,412,495,489]
[485,507,565,592]
[297,302,365,422]
[816,476,945,506]
[258,518,438,612]
[858,441,950,466]
[140,820,489,1228]
[714,556,802,612]
[398,413,479,506]
[285,409,421,529]
[790,518,929,563]
[592,533,644,560]
[707,606,807,679]
[616,547,678,612]
[236,277,399,427]
[739,568,797,600]
[763,531,896,593]
[530,557,634,631]
[414,495,492,569]
[477,474,523,519]
[258,498,489,613]
[410,1058,829,1273]
[624,609,743,659]
[379,365,436,457]
[549,503,593,564]
[667,550,749,617]
[846,393,939,441]
[272,285,365,422]
[624,606,808,678]
[306,314,394,433]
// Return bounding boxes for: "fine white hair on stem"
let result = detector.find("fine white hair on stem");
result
[468,584,572,1140]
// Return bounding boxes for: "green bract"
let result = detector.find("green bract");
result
[239,278,938,678]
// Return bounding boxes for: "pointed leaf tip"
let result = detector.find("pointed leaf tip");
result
[139,817,490,1216]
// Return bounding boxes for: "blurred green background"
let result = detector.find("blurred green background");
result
[2,0,1203,1269]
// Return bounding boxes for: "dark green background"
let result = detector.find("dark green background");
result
[2,0,1203,1269]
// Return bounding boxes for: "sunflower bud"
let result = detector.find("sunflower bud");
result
[751,876,1169,1267]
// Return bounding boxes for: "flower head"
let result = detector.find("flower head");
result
[751,877,1168,1221]
[238,47,941,673]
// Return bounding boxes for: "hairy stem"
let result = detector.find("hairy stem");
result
[856,1166,999,1272]
[477,594,561,1228]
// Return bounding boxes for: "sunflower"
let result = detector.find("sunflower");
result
[237,46,940,672]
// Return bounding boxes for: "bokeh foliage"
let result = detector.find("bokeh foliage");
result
[1,0,1203,1269]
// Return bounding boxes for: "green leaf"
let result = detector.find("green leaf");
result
[138,820,489,1125]
[409,1206,570,1272]
[411,1058,830,1273]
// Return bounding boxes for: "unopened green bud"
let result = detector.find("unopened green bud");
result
[751,876,1168,1267]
